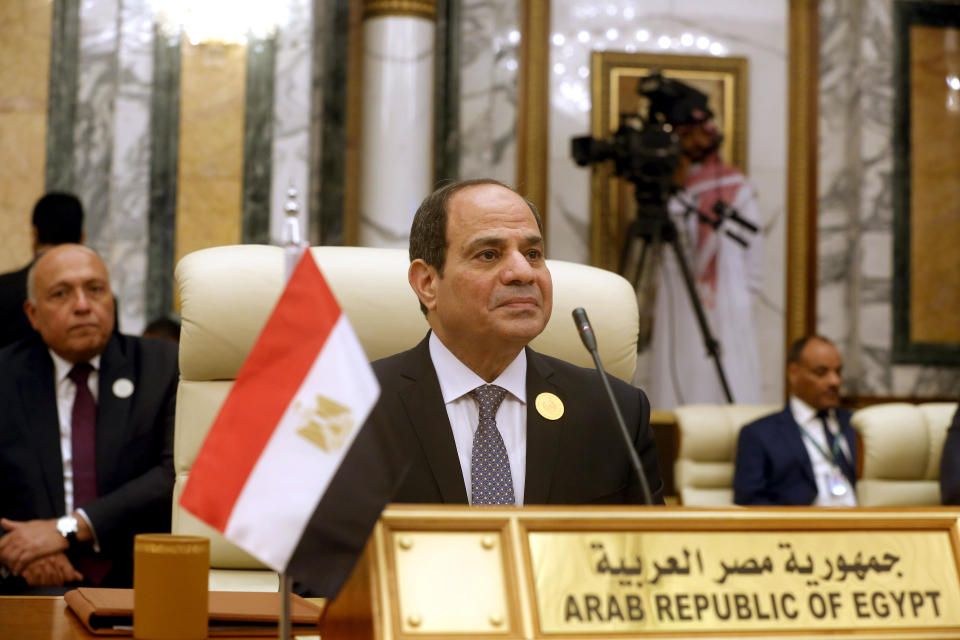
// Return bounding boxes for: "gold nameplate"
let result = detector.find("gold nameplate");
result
[529,530,960,634]
[535,393,564,420]
[327,507,960,639]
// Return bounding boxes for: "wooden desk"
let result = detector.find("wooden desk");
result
[1,596,100,640]
[0,596,322,639]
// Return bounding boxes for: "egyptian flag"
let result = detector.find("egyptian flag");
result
[181,249,407,597]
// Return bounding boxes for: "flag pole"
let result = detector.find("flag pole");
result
[279,185,306,639]
[279,572,294,638]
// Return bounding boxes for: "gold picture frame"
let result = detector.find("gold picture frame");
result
[585,52,749,273]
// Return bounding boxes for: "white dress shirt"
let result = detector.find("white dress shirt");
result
[50,349,102,545]
[789,396,857,507]
[428,332,527,505]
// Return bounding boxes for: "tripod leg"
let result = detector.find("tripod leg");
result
[665,233,735,403]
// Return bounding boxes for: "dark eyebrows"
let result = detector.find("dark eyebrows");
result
[463,234,544,254]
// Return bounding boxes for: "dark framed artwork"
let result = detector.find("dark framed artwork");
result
[585,52,749,272]
[892,1,960,365]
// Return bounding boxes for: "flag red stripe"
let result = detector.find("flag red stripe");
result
[180,252,341,532]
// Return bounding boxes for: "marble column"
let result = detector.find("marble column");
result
[358,0,436,247]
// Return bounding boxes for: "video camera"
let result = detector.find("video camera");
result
[570,72,712,207]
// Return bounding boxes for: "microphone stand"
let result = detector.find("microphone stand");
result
[572,308,655,506]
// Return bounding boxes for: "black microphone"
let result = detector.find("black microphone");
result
[572,308,655,505]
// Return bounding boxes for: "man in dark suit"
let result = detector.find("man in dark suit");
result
[939,400,960,504]
[734,335,857,506]
[371,179,663,505]
[0,192,85,349]
[0,244,177,593]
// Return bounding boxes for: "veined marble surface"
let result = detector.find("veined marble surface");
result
[75,0,153,334]
[270,0,312,244]
[546,0,788,404]
[458,0,520,185]
[818,0,959,397]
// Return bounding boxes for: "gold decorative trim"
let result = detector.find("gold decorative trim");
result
[344,1,364,246]
[786,0,819,378]
[362,0,436,21]
[135,540,209,554]
[516,1,550,223]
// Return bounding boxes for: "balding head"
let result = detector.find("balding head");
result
[25,244,115,363]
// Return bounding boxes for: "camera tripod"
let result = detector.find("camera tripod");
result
[619,190,735,403]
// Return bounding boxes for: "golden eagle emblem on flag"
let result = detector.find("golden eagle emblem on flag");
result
[295,394,354,452]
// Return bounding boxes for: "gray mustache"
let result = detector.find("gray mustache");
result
[489,285,543,307]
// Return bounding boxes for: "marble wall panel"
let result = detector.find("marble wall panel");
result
[75,0,119,258]
[146,30,181,325]
[104,0,153,333]
[457,0,520,185]
[270,0,312,244]
[76,0,153,333]
[0,0,51,273]
[545,0,788,404]
[818,0,960,398]
[311,0,349,247]
[45,0,80,196]
[242,36,276,246]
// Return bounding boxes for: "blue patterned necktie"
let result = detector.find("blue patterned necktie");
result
[469,384,515,505]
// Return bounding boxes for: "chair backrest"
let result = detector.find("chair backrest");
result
[172,245,641,575]
[851,402,956,506]
[673,404,781,506]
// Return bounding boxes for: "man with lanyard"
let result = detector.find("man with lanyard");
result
[733,336,857,506]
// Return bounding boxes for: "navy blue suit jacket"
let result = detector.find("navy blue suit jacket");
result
[733,405,856,505]
[940,400,960,505]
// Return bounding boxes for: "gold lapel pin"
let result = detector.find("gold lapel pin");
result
[535,392,564,420]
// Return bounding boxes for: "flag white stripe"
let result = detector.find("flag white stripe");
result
[223,315,380,571]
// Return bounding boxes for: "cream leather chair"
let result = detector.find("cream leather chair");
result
[172,244,642,590]
[851,402,956,506]
[673,404,780,506]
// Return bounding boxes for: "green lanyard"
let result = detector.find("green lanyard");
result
[798,422,848,472]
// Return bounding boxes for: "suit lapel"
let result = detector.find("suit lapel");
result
[95,335,133,490]
[398,337,469,503]
[16,343,65,515]
[523,349,560,504]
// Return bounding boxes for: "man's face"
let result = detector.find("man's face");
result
[788,338,843,411]
[678,121,718,163]
[25,245,115,363]
[419,184,553,357]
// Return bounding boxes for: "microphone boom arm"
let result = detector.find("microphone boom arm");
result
[572,308,656,506]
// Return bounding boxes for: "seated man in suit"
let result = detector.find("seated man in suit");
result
[0,244,178,593]
[0,192,85,349]
[940,400,960,504]
[734,335,856,505]
[372,178,663,505]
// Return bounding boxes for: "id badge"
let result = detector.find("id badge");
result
[827,470,848,497]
